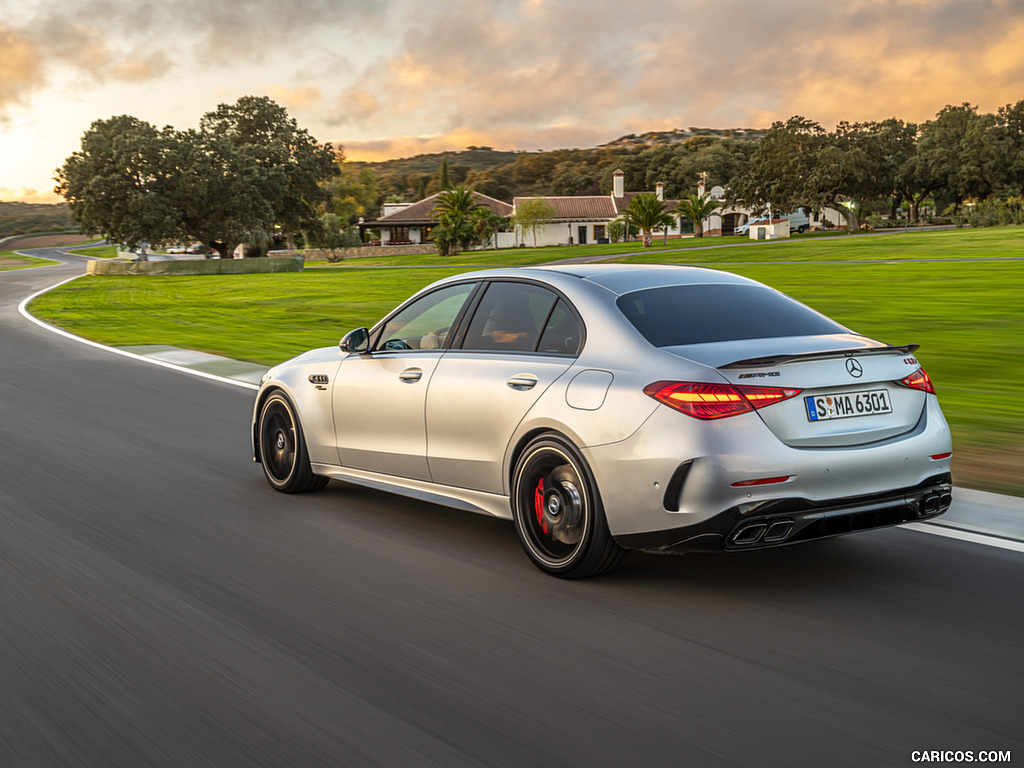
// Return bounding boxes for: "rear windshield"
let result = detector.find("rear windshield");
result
[616,284,846,347]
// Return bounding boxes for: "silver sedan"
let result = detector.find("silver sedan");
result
[252,265,953,577]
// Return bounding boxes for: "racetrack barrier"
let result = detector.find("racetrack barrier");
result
[86,256,304,276]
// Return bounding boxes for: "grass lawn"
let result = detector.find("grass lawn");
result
[0,250,61,270]
[307,239,691,267]
[307,225,1021,268]
[28,227,1024,495]
[68,245,119,258]
[616,225,1024,264]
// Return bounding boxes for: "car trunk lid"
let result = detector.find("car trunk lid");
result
[665,335,928,447]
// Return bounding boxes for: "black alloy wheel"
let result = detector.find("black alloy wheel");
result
[511,433,624,578]
[258,392,328,493]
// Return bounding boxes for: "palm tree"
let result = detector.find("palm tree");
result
[472,209,508,249]
[430,185,485,256]
[674,192,723,239]
[623,193,677,247]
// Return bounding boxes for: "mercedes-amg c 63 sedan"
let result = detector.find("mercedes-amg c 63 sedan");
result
[252,265,952,577]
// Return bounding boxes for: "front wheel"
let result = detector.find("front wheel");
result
[257,391,329,493]
[511,434,625,578]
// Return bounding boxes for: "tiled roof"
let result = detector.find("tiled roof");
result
[368,191,512,225]
[513,196,618,220]
[514,193,681,220]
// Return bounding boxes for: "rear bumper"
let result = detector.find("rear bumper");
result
[613,473,952,554]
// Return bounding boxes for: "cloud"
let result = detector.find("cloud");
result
[0,25,47,122]
[0,0,393,121]
[5,0,1024,197]
[328,0,1024,155]
[265,83,324,111]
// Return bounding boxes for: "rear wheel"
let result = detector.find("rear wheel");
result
[511,433,625,578]
[258,391,329,493]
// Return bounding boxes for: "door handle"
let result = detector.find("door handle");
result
[399,368,423,383]
[507,374,538,390]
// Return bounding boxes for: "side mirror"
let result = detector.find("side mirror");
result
[340,327,370,353]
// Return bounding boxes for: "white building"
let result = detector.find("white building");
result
[360,190,513,246]
[512,170,690,247]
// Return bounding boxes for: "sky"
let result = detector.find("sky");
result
[2,0,1024,203]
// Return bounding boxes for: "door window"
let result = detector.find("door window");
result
[376,282,475,351]
[461,282,558,352]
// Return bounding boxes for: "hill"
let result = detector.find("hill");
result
[0,201,78,239]
[348,126,766,205]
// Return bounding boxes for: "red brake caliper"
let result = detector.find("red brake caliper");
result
[534,478,548,534]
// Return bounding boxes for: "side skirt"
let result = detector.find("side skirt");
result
[310,463,513,520]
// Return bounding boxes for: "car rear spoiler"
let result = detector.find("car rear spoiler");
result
[718,344,920,370]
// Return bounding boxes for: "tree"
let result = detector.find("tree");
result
[430,185,484,256]
[729,116,863,230]
[54,116,184,249]
[55,97,338,258]
[916,104,1005,214]
[997,100,1024,194]
[512,198,556,247]
[674,192,722,239]
[622,193,676,246]
[306,212,361,261]
[199,96,337,255]
[326,151,379,225]
[439,156,451,190]
[472,208,508,249]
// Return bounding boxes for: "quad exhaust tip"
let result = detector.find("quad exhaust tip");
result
[919,490,953,517]
[731,520,794,545]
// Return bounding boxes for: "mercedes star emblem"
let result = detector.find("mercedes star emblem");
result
[846,358,864,378]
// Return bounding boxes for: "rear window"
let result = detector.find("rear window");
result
[616,284,846,347]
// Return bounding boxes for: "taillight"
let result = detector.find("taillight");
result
[644,381,802,420]
[899,367,936,394]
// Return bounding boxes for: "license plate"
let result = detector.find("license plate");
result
[806,389,892,421]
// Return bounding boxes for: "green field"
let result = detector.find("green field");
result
[0,250,61,270]
[67,245,118,258]
[310,226,1022,268]
[27,227,1024,495]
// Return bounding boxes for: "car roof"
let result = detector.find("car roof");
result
[452,264,763,297]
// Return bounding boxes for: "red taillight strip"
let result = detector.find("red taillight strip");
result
[731,476,793,487]
[899,367,936,394]
[930,452,952,461]
[644,381,803,420]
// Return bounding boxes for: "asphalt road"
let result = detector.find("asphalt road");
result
[2,250,1022,767]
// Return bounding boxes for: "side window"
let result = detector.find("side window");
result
[537,300,582,355]
[376,283,474,351]
[461,282,557,352]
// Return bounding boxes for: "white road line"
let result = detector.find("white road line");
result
[16,274,259,391]
[901,522,1024,553]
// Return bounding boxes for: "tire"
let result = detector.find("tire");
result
[257,391,329,494]
[511,433,625,578]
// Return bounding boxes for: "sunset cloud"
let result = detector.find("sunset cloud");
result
[0,25,46,120]
[266,83,324,111]
[3,0,1024,200]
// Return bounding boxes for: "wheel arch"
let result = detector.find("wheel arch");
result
[252,383,301,464]
[505,423,589,497]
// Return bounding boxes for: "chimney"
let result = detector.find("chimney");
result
[655,182,664,201]
[613,169,624,198]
